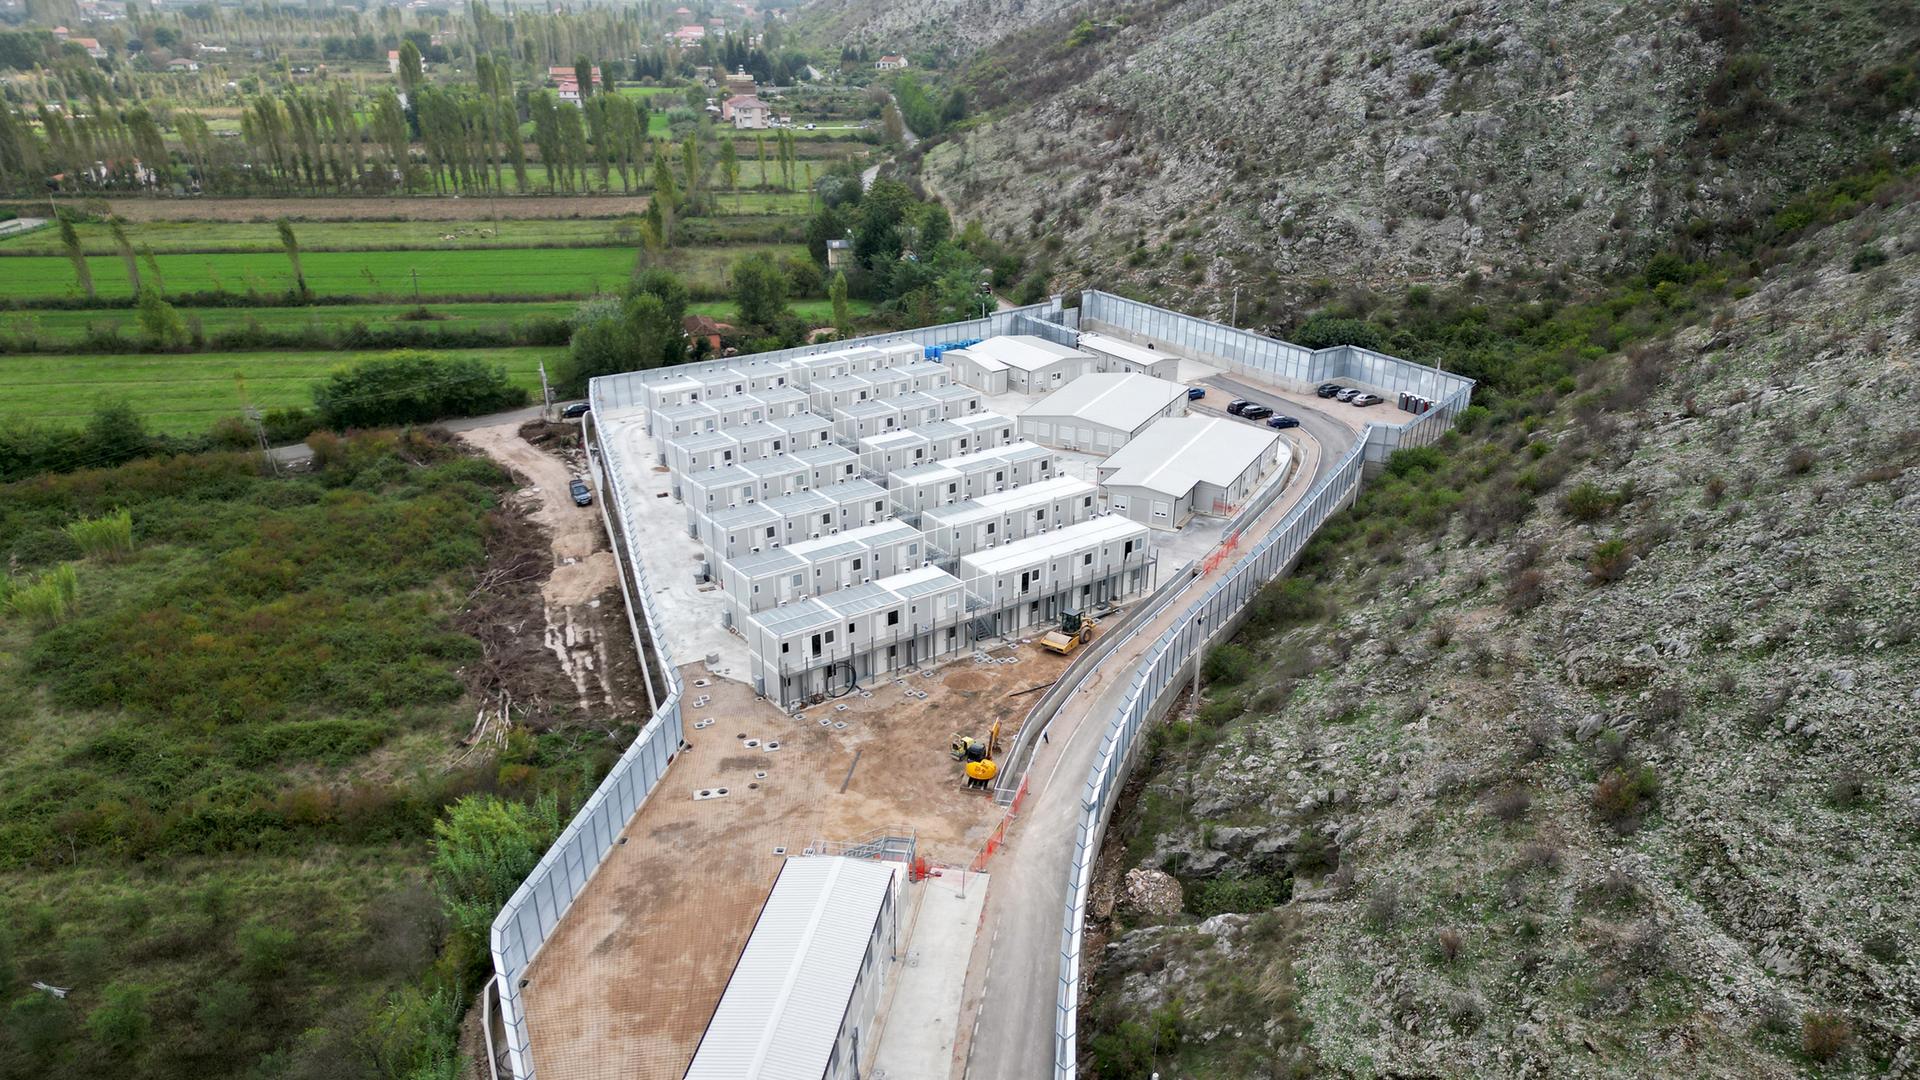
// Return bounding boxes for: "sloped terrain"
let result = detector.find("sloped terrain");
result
[902,0,1918,313]
[1083,197,1920,1075]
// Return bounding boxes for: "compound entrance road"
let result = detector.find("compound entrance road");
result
[954,387,1359,1080]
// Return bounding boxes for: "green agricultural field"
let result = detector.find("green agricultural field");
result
[0,346,559,434]
[4,296,870,347]
[0,243,806,302]
[0,218,653,255]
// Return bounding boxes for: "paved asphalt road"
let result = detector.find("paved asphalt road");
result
[958,387,1362,1080]
[268,404,562,464]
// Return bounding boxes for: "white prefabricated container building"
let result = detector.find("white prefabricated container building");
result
[1098,415,1288,529]
[744,566,968,702]
[919,476,1101,558]
[684,856,900,1080]
[886,440,1058,514]
[1077,331,1183,381]
[719,519,928,621]
[954,335,1093,394]
[1015,372,1189,453]
[943,346,1009,395]
[957,516,1154,635]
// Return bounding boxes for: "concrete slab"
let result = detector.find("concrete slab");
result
[872,870,990,1080]
[603,414,753,681]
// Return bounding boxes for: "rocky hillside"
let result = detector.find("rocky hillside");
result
[1083,196,1920,1075]
[859,0,1920,315]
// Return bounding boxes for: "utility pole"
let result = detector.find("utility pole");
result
[1189,611,1205,715]
[236,375,280,476]
[411,266,421,301]
[1230,286,1239,327]
[539,360,554,420]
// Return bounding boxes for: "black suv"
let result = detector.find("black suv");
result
[569,478,593,506]
[1315,383,1344,398]
[1226,399,1251,416]
[1239,403,1274,421]
[561,402,591,419]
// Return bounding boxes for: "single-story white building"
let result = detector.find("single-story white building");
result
[1016,372,1189,454]
[949,335,1092,394]
[684,856,901,1080]
[1098,415,1288,529]
[1077,331,1183,381]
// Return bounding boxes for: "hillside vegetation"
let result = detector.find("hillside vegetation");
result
[1082,179,1920,1077]
[886,0,1920,312]
[0,433,624,1079]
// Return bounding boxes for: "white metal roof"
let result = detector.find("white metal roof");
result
[945,347,1006,374]
[1099,416,1284,497]
[957,515,1150,577]
[923,477,1097,529]
[1076,331,1176,368]
[963,335,1089,373]
[1022,373,1187,433]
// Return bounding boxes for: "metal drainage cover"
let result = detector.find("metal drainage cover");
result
[834,703,850,712]
[818,718,832,727]
[833,721,848,730]
[772,846,787,856]
[795,714,807,723]
[763,741,781,751]
[693,787,732,801]
[755,771,767,779]
[744,739,761,748]
[693,719,714,730]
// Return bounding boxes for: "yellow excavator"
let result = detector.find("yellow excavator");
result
[951,721,1001,788]
[1040,610,1098,656]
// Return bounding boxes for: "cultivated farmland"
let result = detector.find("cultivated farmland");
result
[0,347,559,434]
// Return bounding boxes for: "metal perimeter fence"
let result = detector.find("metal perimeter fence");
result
[485,299,1081,1080]
[483,288,1470,1080]
[1047,304,1475,1076]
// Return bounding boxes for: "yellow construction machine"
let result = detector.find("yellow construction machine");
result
[1040,611,1098,656]
[951,721,1001,789]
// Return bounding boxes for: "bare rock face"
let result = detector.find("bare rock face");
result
[1118,868,1184,917]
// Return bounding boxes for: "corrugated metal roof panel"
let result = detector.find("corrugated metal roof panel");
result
[685,857,897,1080]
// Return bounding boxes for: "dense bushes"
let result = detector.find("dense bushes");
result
[311,351,528,429]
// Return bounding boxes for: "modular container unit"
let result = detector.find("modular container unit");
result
[959,335,1093,394]
[890,390,945,430]
[651,400,723,447]
[919,477,1101,558]
[895,360,954,393]
[925,383,985,418]
[1078,330,1183,380]
[857,429,936,476]
[957,516,1155,636]
[943,346,1009,395]
[832,399,903,442]
[744,567,968,704]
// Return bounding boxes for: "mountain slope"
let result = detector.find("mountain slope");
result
[898,0,1919,311]
[1084,193,1920,1076]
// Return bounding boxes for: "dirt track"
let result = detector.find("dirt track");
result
[79,195,651,223]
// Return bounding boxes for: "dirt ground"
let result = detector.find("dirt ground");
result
[77,195,652,223]
[517,639,1070,1080]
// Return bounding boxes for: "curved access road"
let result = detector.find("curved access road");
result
[953,386,1361,1079]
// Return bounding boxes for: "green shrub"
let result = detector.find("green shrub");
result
[1189,873,1285,916]
[1561,482,1627,522]
[1203,643,1255,685]
[7,565,78,627]
[311,350,528,430]
[65,507,134,560]
[1848,246,1887,272]
[1592,765,1660,831]
[1293,314,1386,351]
[1586,538,1634,583]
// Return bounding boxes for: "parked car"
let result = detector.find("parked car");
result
[569,478,593,506]
[1351,393,1384,407]
[1335,387,1362,402]
[805,123,817,130]
[1226,399,1251,416]
[1240,404,1274,421]
[1186,386,1207,400]
[561,402,591,419]
[1316,383,1344,398]
[1266,414,1301,429]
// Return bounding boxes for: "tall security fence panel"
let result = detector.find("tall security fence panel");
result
[1052,437,1373,1077]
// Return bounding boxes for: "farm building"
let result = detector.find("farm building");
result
[684,856,901,1080]
[946,335,1092,394]
[1078,331,1182,380]
[956,516,1155,636]
[1097,416,1288,529]
[1015,373,1189,453]
[743,566,969,702]
[919,477,1101,558]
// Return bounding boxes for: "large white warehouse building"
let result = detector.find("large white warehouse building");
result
[945,335,1091,394]
[1016,372,1189,454]
[1098,415,1288,529]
